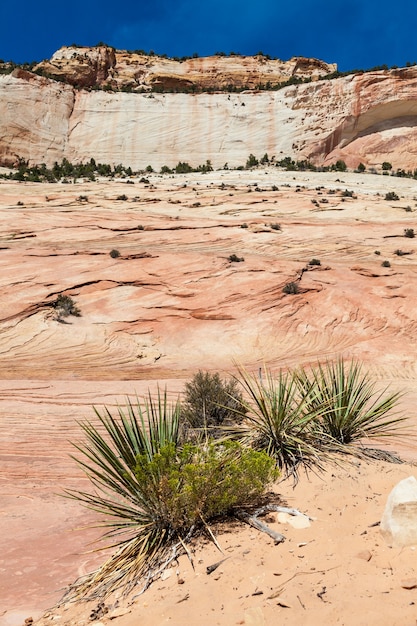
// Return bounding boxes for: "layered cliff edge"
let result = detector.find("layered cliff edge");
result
[1,46,417,171]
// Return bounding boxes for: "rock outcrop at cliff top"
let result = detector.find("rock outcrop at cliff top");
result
[1,46,417,171]
[34,46,336,91]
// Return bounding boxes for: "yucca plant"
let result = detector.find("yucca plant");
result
[64,389,276,600]
[64,389,181,599]
[230,366,328,481]
[296,358,407,455]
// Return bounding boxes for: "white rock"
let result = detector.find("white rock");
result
[277,512,291,524]
[287,514,311,529]
[380,476,417,547]
[3,66,417,171]
[160,568,172,581]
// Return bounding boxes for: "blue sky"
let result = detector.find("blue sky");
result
[3,0,417,71]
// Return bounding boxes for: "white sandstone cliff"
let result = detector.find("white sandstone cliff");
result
[1,55,417,171]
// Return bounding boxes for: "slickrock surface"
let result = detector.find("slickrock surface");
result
[1,169,417,626]
[1,50,417,170]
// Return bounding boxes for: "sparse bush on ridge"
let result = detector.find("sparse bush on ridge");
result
[0,158,135,183]
[283,281,299,294]
[228,253,244,262]
[4,154,414,180]
[53,294,81,320]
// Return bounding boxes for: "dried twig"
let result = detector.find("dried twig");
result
[235,504,311,544]
[235,510,285,544]
[206,558,230,575]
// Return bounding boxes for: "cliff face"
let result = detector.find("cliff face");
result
[0,69,74,167]
[34,45,336,91]
[1,47,417,170]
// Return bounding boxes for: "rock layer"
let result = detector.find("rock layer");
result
[1,49,417,170]
[35,46,336,90]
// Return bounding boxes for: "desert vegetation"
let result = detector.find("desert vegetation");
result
[66,358,408,600]
[228,253,245,263]
[4,154,417,182]
[66,389,276,599]
[282,281,300,295]
[52,294,81,321]
[0,158,134,182]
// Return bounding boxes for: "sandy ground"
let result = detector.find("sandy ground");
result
[1,168,417,626]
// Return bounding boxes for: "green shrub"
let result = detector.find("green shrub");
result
[134,441,276,533]
[309,258,321,266]
[117,194,128,201]
[282,281,299,294]
[382,162,392,171]
[381,260,391,267]
[181,370,246,437]
[175,161,193,174]
[404,228,415,238]
[332,160,347,172]
[385,191,399,201]
[110,249,120,258]
[269,223,281,231]
[53,294,81,319]
[374,250,381,255]
[246,154,259,168]
[228,254,244,262]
